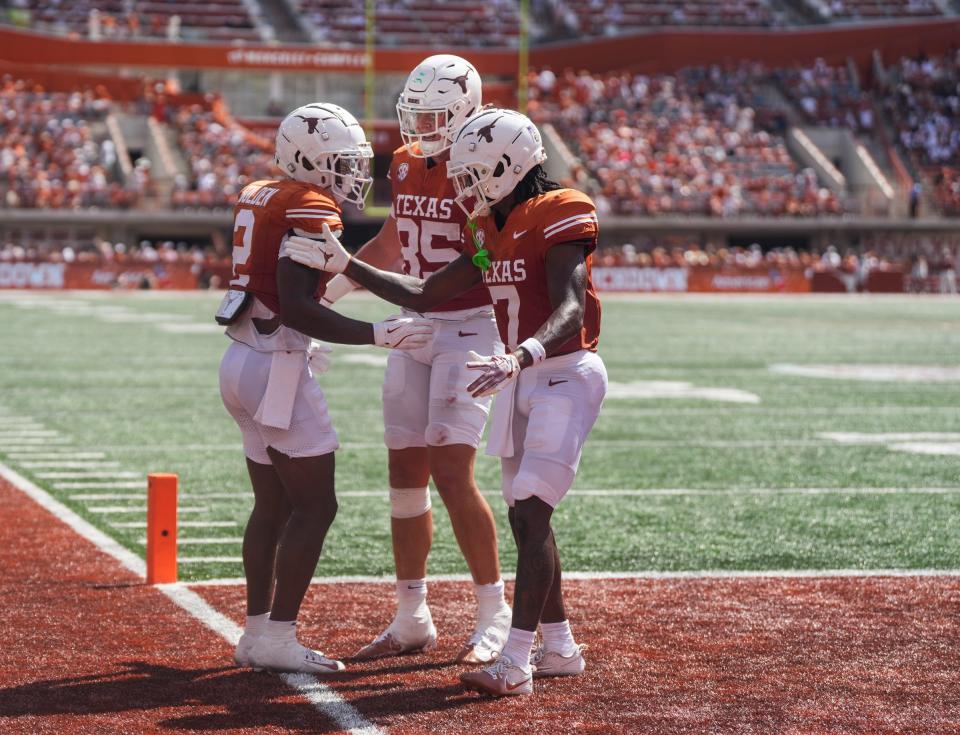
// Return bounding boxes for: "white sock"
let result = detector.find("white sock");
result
[393,579,431,635]
[540,620,578,656]
[474,578,507,624]
[244,612,269,637]
[264,618,297,643]
[500,627,536,671]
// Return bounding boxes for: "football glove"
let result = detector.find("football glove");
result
[285,222,352,274]
[307,341,333,375]
[372,315,434,350]
[465,352,521,398]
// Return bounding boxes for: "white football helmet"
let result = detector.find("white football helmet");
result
[275,103,373,208]
[396,54,482,158]
[447,108,547,220]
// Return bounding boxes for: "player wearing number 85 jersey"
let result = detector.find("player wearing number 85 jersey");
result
[284,108,607,696]
[216,103,433,676]
[312,55,511,665]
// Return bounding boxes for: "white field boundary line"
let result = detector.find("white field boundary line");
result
[0,461,385,735]
[183,567,960,587]
[66,487,960,503]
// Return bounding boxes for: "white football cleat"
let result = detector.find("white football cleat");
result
[352,619,437,661]
[249,637,345,674]
[457,603,512,664]
[234,632,259,668]
[460,654,533,697]
[531,643,587,678]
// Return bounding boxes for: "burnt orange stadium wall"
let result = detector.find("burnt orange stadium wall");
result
[0,19,957,80]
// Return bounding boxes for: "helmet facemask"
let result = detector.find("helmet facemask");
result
[329,145,373,208]
[397,99,467,158]
[449,160,495,220]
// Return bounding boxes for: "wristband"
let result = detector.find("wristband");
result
[321,273,357,306]
[518,337,546,365]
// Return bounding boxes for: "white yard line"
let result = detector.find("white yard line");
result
[8,452,107,460]
[0,460,385,735]
[184,567,960,587]
[137,537,246,546]
[53,481,144,490]
[35,471,142,480]
[110,520,239,529]
[19,461,121,469]
[87,506,210,514]
[179,557,244,564]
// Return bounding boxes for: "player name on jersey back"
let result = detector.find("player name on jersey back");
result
[237,183,281,208]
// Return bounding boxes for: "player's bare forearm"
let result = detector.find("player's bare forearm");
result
[516,242,589,368]
[277,258,374,344]
[344,252,481,311]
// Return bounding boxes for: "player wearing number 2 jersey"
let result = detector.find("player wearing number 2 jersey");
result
[284,108,607,697]
[217,103,433,675]
[316,55,511,665]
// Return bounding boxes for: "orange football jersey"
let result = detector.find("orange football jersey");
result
[389,146,490,311]
[229,178,342,314]
[464,189,601,354]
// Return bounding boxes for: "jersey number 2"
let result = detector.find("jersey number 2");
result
[230,208,255,287]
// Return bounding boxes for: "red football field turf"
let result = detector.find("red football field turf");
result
[1,475,959,734]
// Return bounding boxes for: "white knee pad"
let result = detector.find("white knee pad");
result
[390,486,432,519]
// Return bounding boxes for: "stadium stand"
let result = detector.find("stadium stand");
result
[529,64,843,217]
[0,77,143,209]
[774,58,875,132]
[884,51,960,216]
[165,100,275,210]
[540,0,786,35]
[5,0,268,42]
[799,0,944,21]
[294,0,521,47]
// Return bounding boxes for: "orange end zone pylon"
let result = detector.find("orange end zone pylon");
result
[146,473,178,584]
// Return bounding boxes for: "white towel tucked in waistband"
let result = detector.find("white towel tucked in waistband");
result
[253,350,304,430]
[485,378,518,458]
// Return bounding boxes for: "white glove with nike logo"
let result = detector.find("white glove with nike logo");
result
[284,223,352,274]
[373,315,434,350]
[465,351,520,397]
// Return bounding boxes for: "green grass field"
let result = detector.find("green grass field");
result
[1,291,959,582]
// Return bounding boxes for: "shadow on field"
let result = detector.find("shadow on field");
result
[0,658,482,732]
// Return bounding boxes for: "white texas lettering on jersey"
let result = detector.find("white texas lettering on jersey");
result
[395,194,454,220]
[483,259,527,285]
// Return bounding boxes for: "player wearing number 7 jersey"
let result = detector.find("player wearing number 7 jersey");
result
[285,108,607,696]
[314,55,511,665]
[216,103,433,676]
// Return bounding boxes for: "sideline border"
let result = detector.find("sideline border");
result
[0,461,385,735]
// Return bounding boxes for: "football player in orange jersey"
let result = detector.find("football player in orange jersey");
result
[312,55,511,664]
[216,103,433,674]
[286,108,607,696]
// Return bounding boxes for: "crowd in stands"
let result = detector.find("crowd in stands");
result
[4,0,264,42]
[163,103,275,210]
[529,64,843,217]
[774,58,875,132]
[596,235,959,291]
[885,51,960,215]
[0,77,143,209]
[297,0,520,47]
[539,0,784,37]
[805,0,943,21]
